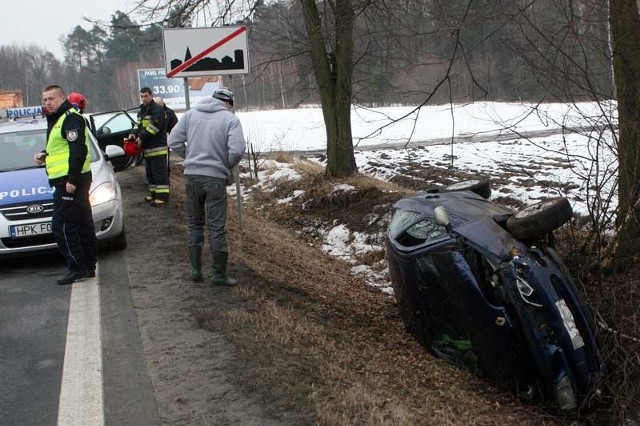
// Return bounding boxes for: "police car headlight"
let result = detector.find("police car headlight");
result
[90,182,116,206]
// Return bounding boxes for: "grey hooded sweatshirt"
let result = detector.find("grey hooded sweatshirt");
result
[168,97,246,179]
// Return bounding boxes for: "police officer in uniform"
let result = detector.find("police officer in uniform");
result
[128,87,169,206]
[35,85,97,285]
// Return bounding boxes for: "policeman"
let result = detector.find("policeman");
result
[128,87,170,206]
[35,85,97,285]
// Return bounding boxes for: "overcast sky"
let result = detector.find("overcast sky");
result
[0,1,133,60]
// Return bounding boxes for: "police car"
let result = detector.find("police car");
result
[0,105,127,257]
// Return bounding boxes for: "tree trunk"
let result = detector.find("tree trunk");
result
[300,0,357,177]
[609,0,640,263]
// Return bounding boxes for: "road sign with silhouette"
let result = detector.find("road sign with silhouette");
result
[163,26,249,78]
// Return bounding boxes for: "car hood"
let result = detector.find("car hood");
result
[455,216,527,260]
[91,160,114,188]
[0,161,112,208]
[0,168,54,206]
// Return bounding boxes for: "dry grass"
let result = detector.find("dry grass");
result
[172,157,640,425]
[170,156,640,423]
[171,160,564,425]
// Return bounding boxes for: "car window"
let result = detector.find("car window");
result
[0,129,100,172]
[92,112,136,136]
[0,130,46,171]
[388,210,422,238]
[390,210,447,247]
[407,219,447,240]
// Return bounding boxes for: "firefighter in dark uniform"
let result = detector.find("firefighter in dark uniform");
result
[35,85,97,285]
[128,87,170,206]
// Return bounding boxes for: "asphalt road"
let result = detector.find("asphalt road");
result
[0,250,158,425]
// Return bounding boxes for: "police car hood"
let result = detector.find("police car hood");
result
[0,168,53,207]
[0,162,107,208]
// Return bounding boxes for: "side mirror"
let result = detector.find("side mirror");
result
[105,144,125,160]
[97,126,111,136]
[434,206,452,232]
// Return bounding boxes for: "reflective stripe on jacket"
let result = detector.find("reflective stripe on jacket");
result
[45,110,90,180]
[143,146,168,158]
[141,115,161,135]
[134,101,167,149]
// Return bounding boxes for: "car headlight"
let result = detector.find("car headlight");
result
[555,375,577,411]
[89,182,117,207]
[516,276,542,307]
[556,299,585,349]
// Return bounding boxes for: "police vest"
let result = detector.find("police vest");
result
[45,110,91,180]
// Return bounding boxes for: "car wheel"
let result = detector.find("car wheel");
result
[109,225,127,250]
[506,198,572,240]
[442,179,491,199]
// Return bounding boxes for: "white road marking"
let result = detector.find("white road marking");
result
[57,265,104,426]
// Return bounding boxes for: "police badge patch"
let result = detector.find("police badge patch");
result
[66,129,79,142]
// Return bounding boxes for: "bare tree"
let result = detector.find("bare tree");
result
[131,0,358,177]
[609,0,640,264]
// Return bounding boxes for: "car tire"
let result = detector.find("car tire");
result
[109,225,128,250]
[506,198,572,240]
[442,179,491,199]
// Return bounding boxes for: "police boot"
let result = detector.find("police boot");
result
[212,251,237,286]
[189,246,203,282]
[56,268,86,285]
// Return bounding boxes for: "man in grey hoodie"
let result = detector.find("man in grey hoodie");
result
[168,88,246,285]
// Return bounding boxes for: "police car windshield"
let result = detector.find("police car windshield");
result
[0,130,44,172]
[0,129,99,172]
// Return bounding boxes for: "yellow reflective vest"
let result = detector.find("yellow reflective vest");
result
[45,110,91,180]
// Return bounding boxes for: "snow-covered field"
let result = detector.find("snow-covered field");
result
[237,101,618,215]
[231,101,619,292]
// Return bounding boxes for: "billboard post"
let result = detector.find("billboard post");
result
[162,26,250,227]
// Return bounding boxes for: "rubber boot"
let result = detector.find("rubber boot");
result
[212,251,237,286]
[189,246,203,282]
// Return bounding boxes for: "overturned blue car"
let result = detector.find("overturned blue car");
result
[386,180,605,412]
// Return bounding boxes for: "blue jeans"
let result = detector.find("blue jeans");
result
[185,175,228,254]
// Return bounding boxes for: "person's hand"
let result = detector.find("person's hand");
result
[65,182,76,194]
[136,137,142,149]
[34,152,46,165]
[127,134,136,141]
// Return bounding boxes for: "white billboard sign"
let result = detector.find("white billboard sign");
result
[137,68,222,110]
[138,69,184,99]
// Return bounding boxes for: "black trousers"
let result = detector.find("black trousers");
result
[51,179,97,272]
[144,153,170,201]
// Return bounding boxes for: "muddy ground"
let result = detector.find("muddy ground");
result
[118,158,613,426]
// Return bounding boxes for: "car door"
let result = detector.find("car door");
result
[87,110,139,171]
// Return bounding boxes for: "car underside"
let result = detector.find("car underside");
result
[386,181,605,413]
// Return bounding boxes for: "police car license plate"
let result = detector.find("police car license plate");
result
[10,222,52,238]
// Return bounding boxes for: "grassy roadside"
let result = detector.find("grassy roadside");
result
[166,161,562,425]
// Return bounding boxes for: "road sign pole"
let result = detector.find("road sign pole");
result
[183,78,191,110]
[231,74,244,229]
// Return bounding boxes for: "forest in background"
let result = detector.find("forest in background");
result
[0,0,614,112]
[1,0,639,421]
